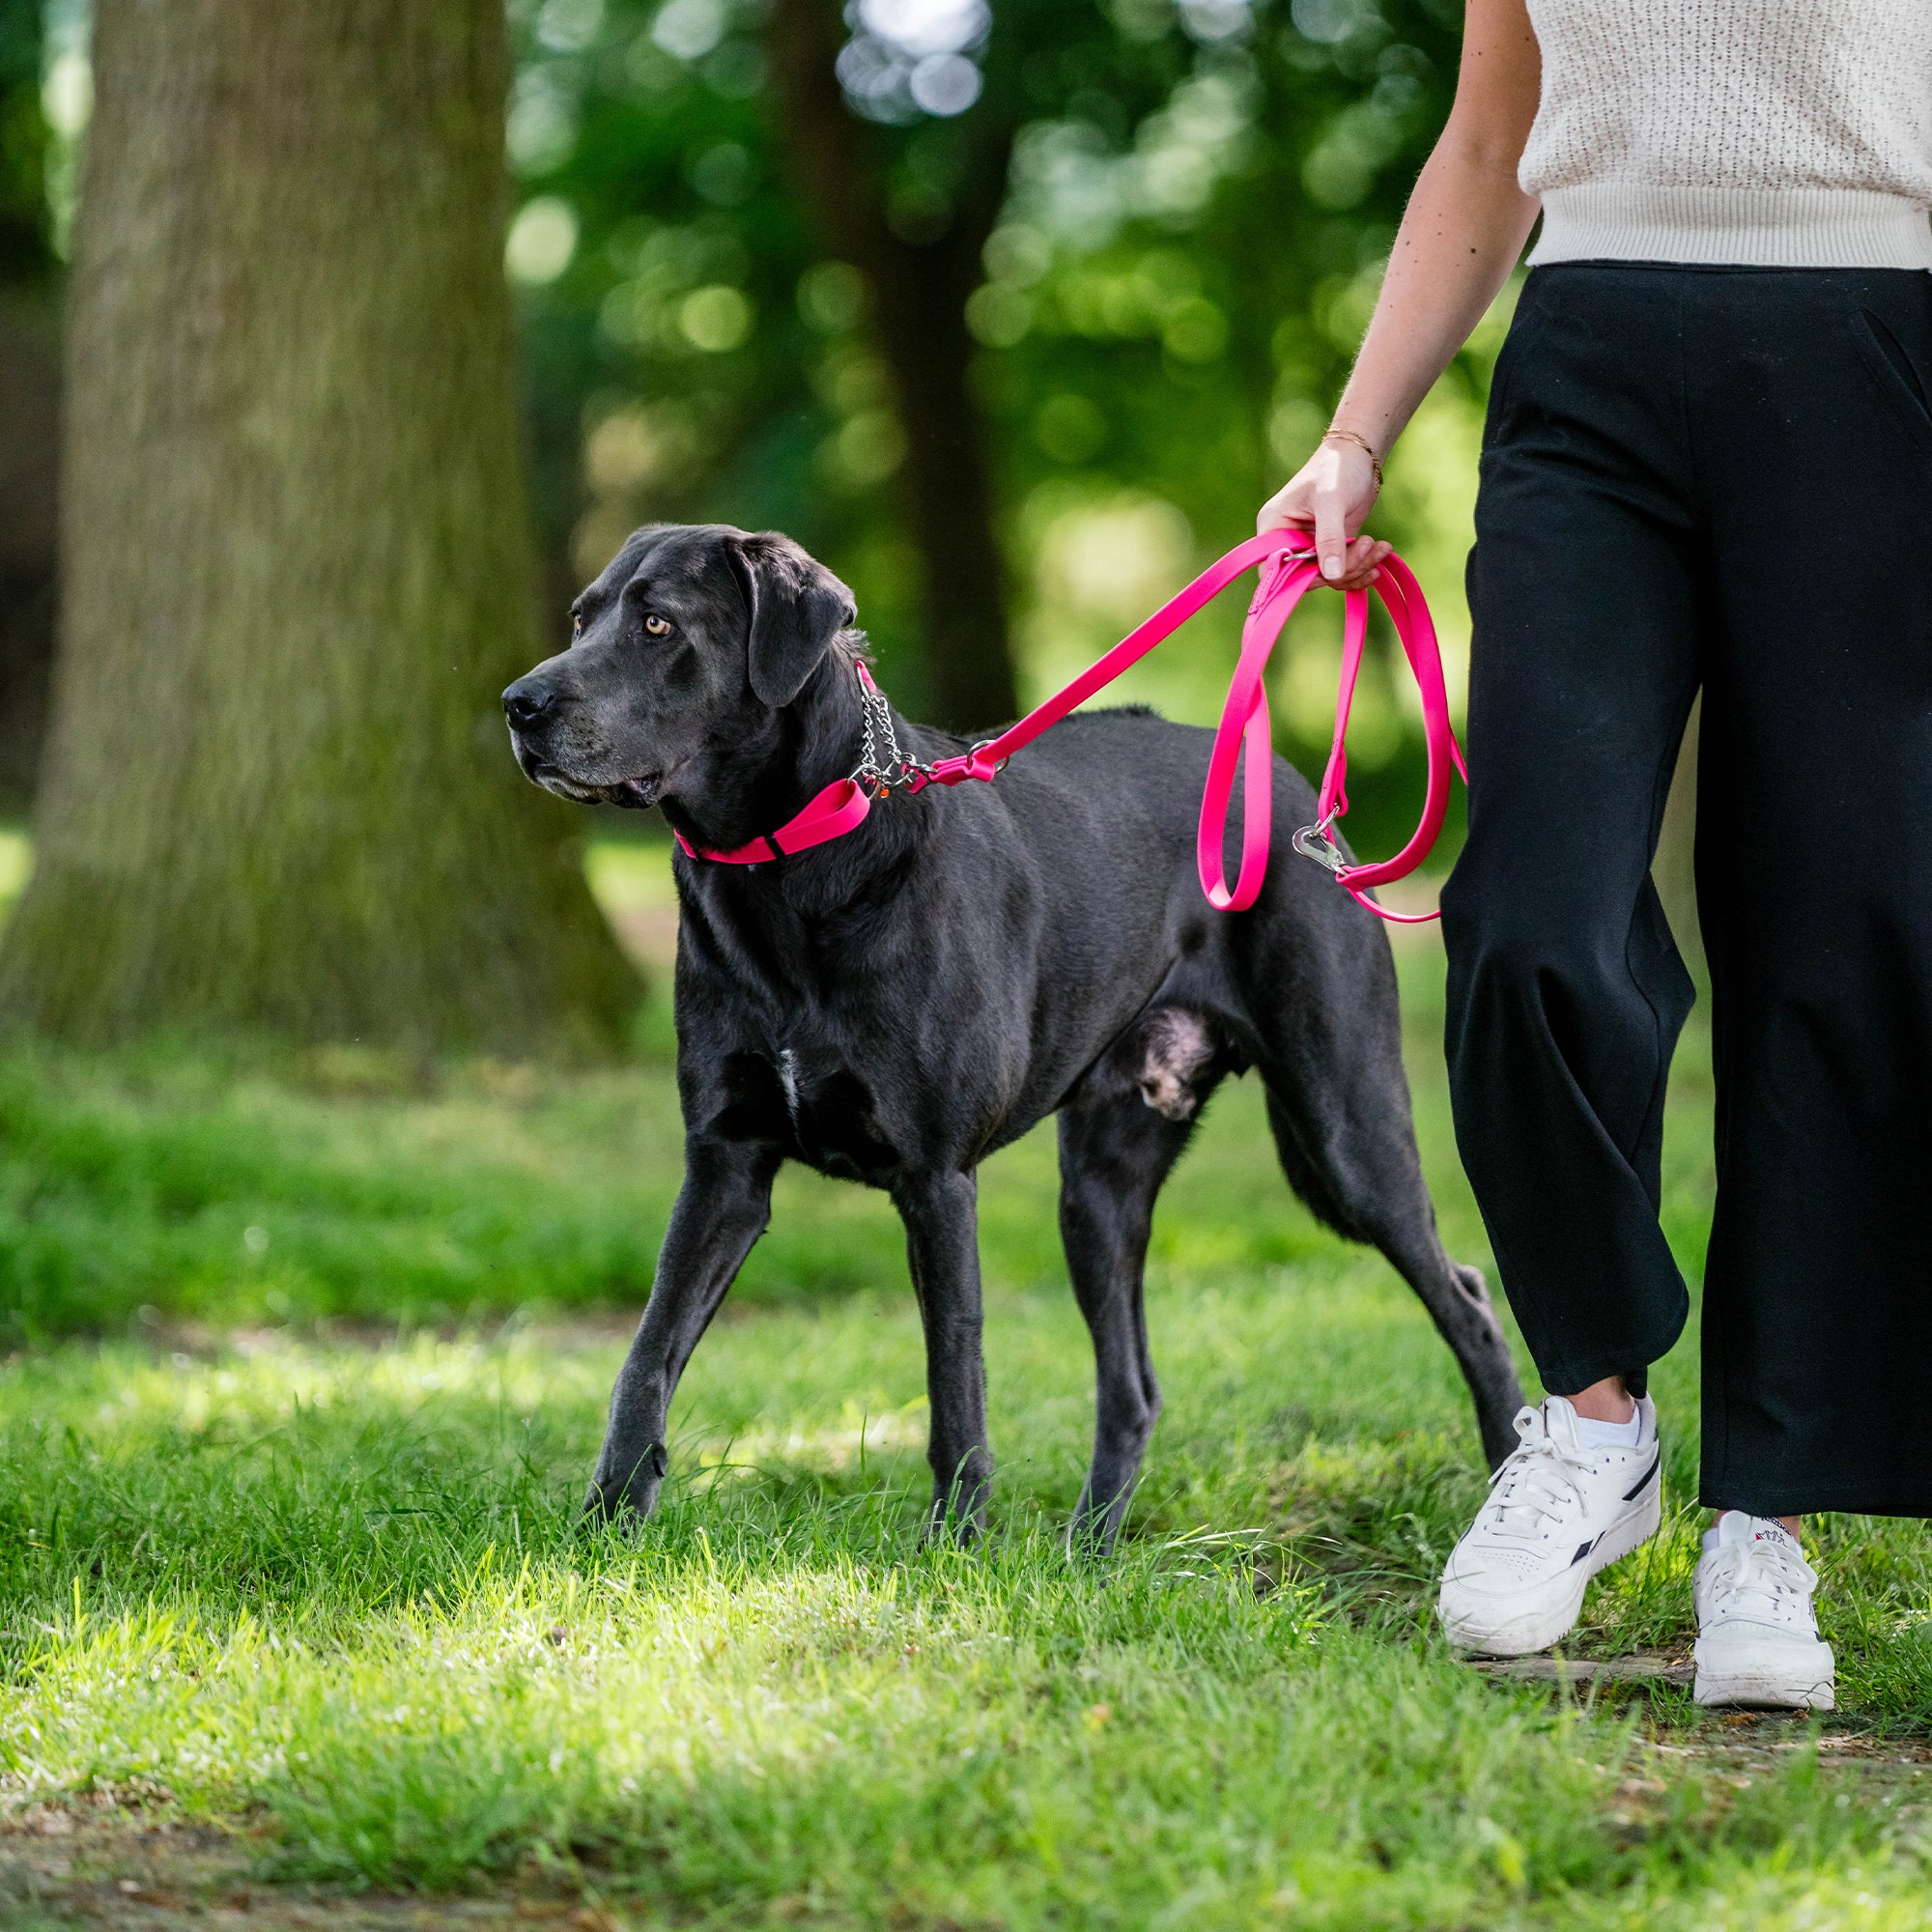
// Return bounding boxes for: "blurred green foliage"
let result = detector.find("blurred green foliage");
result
[4,0,1507,854]
[0,0,47,281]
[0,0,83,278]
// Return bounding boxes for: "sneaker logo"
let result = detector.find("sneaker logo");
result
[1571,1535,1600,1566]
[1622,1452,1660,1502]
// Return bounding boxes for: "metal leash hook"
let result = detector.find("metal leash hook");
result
[1292,814,1349,874]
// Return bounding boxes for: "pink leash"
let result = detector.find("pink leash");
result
[674,529,1465,923]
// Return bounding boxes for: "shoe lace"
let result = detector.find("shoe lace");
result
[1480,1405,1588,1541]
[1705,1531,1815,1628]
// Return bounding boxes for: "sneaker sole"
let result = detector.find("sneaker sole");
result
[1692,1670,1834,1712]
[1439,1482,1662,1658]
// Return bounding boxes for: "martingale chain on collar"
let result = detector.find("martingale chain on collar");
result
[852,663,941,797]
[672,530,1466,924]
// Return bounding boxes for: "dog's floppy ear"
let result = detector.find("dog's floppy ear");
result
[724,531,857,707]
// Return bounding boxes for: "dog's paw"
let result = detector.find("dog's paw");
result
[1065,1520,1120,1565]
[582,1439,669,1528]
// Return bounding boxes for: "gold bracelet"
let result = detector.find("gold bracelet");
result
[1321,426,1384,488]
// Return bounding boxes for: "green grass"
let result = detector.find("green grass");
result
[1,877,1931,1926]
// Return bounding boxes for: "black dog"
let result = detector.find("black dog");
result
[505,524,1523,1548]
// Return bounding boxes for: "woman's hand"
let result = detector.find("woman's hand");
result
[1257,438,1392,591]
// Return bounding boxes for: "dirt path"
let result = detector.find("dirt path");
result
[0,1790,615,1930]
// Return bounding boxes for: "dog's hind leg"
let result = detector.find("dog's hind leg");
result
[1258,1054,1524,1470]
[1058,1071,1201,1554]
[894,1170,994,1539]
[586,1134,782,1522]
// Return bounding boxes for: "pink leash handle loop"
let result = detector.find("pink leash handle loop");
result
[1195,540,1465,923]
[1327,549,1466,902]
[1196,551,1321,911]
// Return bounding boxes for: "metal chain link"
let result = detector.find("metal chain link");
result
[851,673,931,795]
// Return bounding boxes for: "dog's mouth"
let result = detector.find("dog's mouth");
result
[605,775,663,809]
[518,750,665,810]
[543,770,664,810]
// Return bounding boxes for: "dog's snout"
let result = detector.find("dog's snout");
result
[502,678,556,732]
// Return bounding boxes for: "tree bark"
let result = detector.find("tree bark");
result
[764,0,1017,731]
[0,0,636,1054]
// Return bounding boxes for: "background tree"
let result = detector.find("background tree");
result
[0,0,636,1053]
[765,0,1020,728]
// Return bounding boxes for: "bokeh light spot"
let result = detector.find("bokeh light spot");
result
[680,285,754,353]
[908,53,982,116]
[652,0,727,62]
[42,51,92,138]
[798,262,867,333]
[505,197,580,285]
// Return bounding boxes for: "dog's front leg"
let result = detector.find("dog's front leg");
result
[894,1170,993,1539]
[586,1136,781,1523]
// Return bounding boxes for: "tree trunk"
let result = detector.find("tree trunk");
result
[0,0,636,1054]
[764,0,1017,731]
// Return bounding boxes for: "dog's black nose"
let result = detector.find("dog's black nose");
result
[502,679,554,731]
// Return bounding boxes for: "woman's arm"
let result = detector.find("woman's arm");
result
[1258,0,1544,587]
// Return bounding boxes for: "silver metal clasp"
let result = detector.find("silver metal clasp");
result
[1293,814,1349,874]
[1248,542,1319,613]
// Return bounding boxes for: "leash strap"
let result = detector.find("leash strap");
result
[678,530,1464,923]
[920,527,1307,789]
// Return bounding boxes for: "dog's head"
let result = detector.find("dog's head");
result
[503,524,858,810]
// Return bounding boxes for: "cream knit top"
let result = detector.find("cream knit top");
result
[1520,0,1932,270]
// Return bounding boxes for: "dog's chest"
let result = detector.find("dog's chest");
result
[770,1045,901,1181]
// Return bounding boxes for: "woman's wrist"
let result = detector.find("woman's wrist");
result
[1321,425,1385,488]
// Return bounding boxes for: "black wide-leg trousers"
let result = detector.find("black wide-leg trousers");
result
[1443,262,1932,1518]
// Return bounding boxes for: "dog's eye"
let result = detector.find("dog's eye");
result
[641,612,673,639]
[570,612,582,639]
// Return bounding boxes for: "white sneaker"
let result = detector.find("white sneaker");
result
[1437,1395,1662,1656]
[1692,1513,1834,1710]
